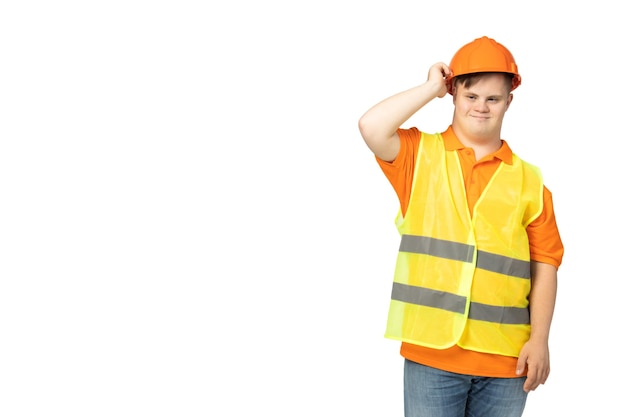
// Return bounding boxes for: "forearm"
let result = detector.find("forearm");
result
[358,81,441,160]
[528,261,558,342]
[359,81,441,138]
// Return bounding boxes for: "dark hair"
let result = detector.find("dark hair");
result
[454,72,514,93]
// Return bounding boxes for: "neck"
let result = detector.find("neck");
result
[452,126,502,160]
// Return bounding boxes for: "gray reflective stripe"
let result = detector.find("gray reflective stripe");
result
[469,301,530,325]
[391,282,466,314]
[400,235,530,279]
[476,250,531,279]
[399,235,474,263]
[391,283,529,325]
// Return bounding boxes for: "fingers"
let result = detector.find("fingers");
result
[428,62,451,80]
[437,64,450,79]
[427,63,452,98]
[523,363,550,392]
[515,354,527,376]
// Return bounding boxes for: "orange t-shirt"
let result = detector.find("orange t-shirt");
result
[376,126,564,378]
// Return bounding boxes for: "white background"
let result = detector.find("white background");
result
[1,1,622,416]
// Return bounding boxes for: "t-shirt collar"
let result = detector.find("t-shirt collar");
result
[440,126,513,165]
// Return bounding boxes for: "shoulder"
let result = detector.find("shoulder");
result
[398,127,445,152]
[397,127,421,142]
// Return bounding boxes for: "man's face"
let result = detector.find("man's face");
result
[452,74,513,141]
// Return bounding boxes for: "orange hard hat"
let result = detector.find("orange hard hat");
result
[446,36,521,95]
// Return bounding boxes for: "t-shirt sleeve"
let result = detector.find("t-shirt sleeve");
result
[375,127,421,217]
[527,186,565,269]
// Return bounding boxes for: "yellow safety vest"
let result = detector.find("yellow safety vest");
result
[385,132,544,357]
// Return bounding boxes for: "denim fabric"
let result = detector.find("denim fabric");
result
[404,359,528,417]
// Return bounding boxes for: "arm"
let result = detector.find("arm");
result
[516,261,558,392]
[357,62,451,162]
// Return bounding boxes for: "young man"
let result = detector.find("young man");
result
[358,36,564,417]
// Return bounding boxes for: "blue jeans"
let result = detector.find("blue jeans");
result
[404,359,528,417]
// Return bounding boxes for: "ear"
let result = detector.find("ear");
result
[506,93,514,109]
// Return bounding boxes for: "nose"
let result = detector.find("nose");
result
[475,100,489,112]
